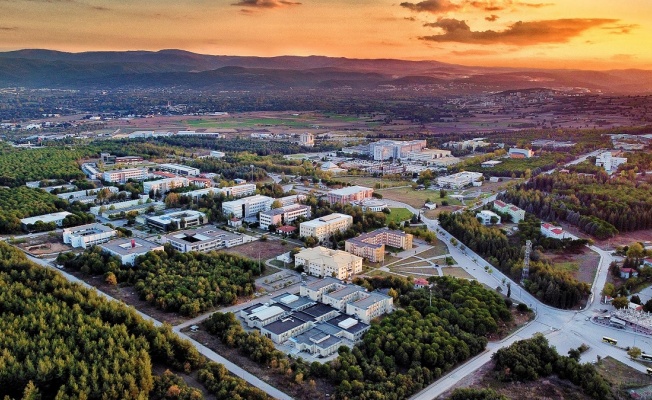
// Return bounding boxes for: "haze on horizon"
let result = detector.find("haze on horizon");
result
[0,0,649,70]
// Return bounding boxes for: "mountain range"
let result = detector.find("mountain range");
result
[0,49,651,94]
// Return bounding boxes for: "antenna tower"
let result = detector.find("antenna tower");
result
[521,240,532,281]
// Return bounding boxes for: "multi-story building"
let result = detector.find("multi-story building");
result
[327,186,373,205]
[145,210,206,231]
[294,246,363,280]
[90,197,165,218]
[300,277,343,302]
[63,223,117,249]
[405,149,452,162]
[596,151,628,172]
[56,186,119,204]
[436,171,483,189]
[370,139,427,160]
[345,228,413,263]
[300,133,315,147]
[222,195,274,219]
[541,223,565,239]
[158,163,200,176]
[276,194,306,207]
[99,238,163,266]
[162,226,244,253]
[143,177,189,195]
[352,198,388,212]
[476,210,501,225]
[259,204,311,230]
[508,148,534,158]
[102,168,148,183]
[210,151,225,158]
[299,213,353,242]
[345,292,393,324]
[81,163,101,179]
[493,200,526,223]
[20,211,72,228]
[322,285,366,311]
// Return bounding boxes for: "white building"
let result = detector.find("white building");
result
[405,149,452,162]
[295,246,363,280]
[596,151,628,172]
[493,200,526,223]
[370,139,427,160]
[90,197,165,218]
[222,195,274,219]
[62,223,117,249]
[437,171,483,189]
[56,187,119,204]
[210,151,226,158]
[259,204,311,230]
[20,211,72,228]
[300,133,315,147]
[146,210,206,231]
[345,292,393,324]
[100,238,163,266]
[158,163,200,176]
[143,177,189,195]
[476,210,501,225]
[299,213,353,242]
[102,168,148,183]
[352,198,388,212]
[508,148,534,158]
[541,223,565,239]
[81,163,101,179]
[162,226,244,253]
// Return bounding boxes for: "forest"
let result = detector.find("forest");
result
[502,169,652,238]
[438,212,590,308]
[57,245,262,317]
[462,152,571,178]
[0,145,88,187]
[0,186,67,233]
[0,242,268,400]
[202,275,512,400]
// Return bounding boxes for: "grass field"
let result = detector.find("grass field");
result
[186,117,312,129]
[416,241,449,258]
[386,208,414,225]
[554,262,580,273]
[441,267,475,280]
[377,187,462,209]
[337,176,410,189]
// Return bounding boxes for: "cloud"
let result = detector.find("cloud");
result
[420,18,618,45]
[450,49,500,56]
[602,23,638,34]
[231,0,301,8]
[0,26,18,31]
[400,0,460,14]
[485,14,499,21]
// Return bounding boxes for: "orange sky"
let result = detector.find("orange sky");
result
[0,0,649,69]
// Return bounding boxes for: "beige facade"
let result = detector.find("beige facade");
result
[345,228,413,263]
[299,213,353,242]
[295,246,363,280]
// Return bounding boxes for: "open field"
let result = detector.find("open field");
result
[386,207,414,225]
[15,233,73,256]
[442,267,475,280]
[541,248,600,284]
[221,239,290,261]
[415,240,449,258]
[377,186,462,209]
[186,117,312,129]
[337,176,410,188]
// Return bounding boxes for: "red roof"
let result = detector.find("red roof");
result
[510,206,520,211]
[621,268,636,273]
[277,225,296,233]
[494,200,506,207]
[551,228,563,234]
[414,278,429,286]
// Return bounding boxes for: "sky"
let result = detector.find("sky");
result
[0,0,649,69]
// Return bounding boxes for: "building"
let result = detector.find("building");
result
[370,139,427,160]
[101,153,143,165]
[327,186,374,205]
[508,148,534,158]
[90,198,165,218]
[300,277,343,302]
[320,161,347,175]
[541,223,565,239]
[222,195,274,219]
[241,304,291,329]
[158,163,200,176]
[300,133,315,147]
[56,186,119,204]
[145,210,206,231]
[187,177,213,188]
[295,246,363,280]
[299,213,353,242]
[620,268,639,279]
[596,151,628,172]
[62,223,117,249]
[443,139,490,151]
[346,292,393,323]
[81,163,101,179]
[414,278,429,289]
[322,285,367,311]
[345,228,413,263]
[352,198,388,212]
[259,204,312,230]
[143,177,189,195]
[481,160,502,168]
[102,168,148,183]
[276,194,306,207]
[223,184,257,198]
[405,148,452,162]
[20,211,72,228]
[476,210,501,225]
[260,314,314,344]
[493,200,526,223]
[162,226,244,253]
[436,171,483,189]
[100,238,163,266]
[210,150,226,158]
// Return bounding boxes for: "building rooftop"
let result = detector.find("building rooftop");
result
[21,211,72,225]
[301,303,338,319]
[301,213,351,228]
[263,314,310,335]
[296,246,362,272]
[328,186,373,196]
[325,284,364,300]
[304,277,342,291]
[263,204,310,217]
[272,292,314,310]
[63,223,114,235]
[325,314,369,334]
[248,305,286,322]
[350,292,391,309]
[100,238,162,256]
[277,225,297,233]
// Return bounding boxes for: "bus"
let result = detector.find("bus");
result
[642,354,652,361]
[647,368,652,375]
[602,337,617,345]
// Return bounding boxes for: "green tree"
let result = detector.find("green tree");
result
[612,296,630,309]
[628,346,642,359]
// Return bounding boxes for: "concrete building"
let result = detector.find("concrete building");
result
[596,151,628,172]
[345,228,413,263]
[405,148,452,162]
[493,200,526,223]
[260,314,314,344]
[295,246,363,280]
[481,160,502,168]
[299,213,353,242]
[158,163,200,176]
[145,210,206,231]
[476,210,501,225]
[56,186,119,204]
[20,211,72,228]
[370,139,427,161]
[322,285,366,311]
[100,238,163,266]
[436,171,483,189]
[541,223,565,239]
[326,186,374,205]
[102,168,148,183]
[90,198,165,218]
[300,277,343,302]
[143,177,189,195]
[81,163,101,179]
[162,226,244,253]
[508,148,534,158]
[443,139,490,151]
[352,198,388,212]
[62,223,117,249]
[300,133,315,147]
[259,204,311,230]
[276,194,306,207]
[210,151,226,158]
[222,195,274,219]
[346,292,393,324]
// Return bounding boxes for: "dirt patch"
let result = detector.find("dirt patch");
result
[151,364,214,400]
[186,328,335,400]
[559,222,652,251]
[15,233,74,256]
[540,247,600,285]
[489,308,534,342]
[222,240,290,261]
[441,267,475,280]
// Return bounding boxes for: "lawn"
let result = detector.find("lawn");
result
[554,262,580,273]
[386,207,414,225]
[186,117,312,129]
[338,176,411,189]
[377,187,462,209]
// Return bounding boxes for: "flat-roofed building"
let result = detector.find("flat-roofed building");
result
[299,213,353,242]
[146,210,206,231]
[21,211,72,228]
[481,160,502,168]
[436,171,483,189]
[300,277,344,302]
[143,177,189,195]
[223,184,257,198]
[222,195,274,219]
[102,168,148,183]
[541,223,565,239]
[345,228,413,263]
[370,139,427,160]
[322,284,366,311]
[277,194,306,207]
[476,210,501,225]
[300,133,315,147]
[406,148,452,162]
[162,226,243,253]
[100,238,163,266]
[327,186,373,205]
[346,292,393,323]
[210,151,225,158]
[352,198,388,212]
[493,200,525,223]
[508,148,534,158]
[90,197,165,218]
[259,204,311,230]
[295,246,363,280]
[158,163,200,176]
[81,163,101,179]
[596,151,628,172]
[63,223,117,248]
[324,314,370,341]
[260,314,314,344]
